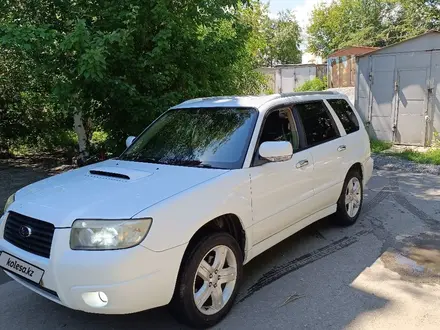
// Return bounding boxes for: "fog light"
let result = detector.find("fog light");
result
[82,291,109,308]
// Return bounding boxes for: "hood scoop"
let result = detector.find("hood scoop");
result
[89,170,130,180]
[87,166,154,181]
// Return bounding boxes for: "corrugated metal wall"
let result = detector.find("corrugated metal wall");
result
[355,32,440,146]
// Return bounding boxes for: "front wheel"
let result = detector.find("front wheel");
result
[170,232,243,328]
[333,170,363,226]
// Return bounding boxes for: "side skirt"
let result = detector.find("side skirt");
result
[244,205,336,264]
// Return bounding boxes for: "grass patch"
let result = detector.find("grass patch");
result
[370,138,440,165]
[392,149,440,165]
[370,139,393,153]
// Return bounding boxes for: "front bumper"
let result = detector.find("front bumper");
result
[0,214,186,314]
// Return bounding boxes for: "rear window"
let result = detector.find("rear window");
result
[327,99,359,134]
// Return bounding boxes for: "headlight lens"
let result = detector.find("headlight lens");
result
[4,193,15,214]
[70,218,152,250]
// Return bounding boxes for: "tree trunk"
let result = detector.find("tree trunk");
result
[73,111,89,164]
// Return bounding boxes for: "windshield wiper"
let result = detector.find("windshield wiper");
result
[164,159,220,168]
[143,157,161,164]
[194,163,213,168]
[122,156,223,169]
[122,154,162,164]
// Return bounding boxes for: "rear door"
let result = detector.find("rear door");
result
[325,97,367,160]
[293,101,346,211]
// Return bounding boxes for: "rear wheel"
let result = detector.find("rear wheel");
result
[333,170,363,226]
[170,232,243,328]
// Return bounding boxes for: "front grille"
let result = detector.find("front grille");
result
[4,212,55,258]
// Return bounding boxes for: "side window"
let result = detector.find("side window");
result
[294,101,340,147]
[327,99,360,134]
[259,108,299,151]
[253,108,300,165]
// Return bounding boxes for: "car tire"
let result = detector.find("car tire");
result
[333,169,363,226]
[169,232,243,329]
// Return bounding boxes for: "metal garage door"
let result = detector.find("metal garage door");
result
[281,68,295,93]
[395,69,428,145]
[295,66,315,87]
[279,66,317,92]
[369,55,396,141]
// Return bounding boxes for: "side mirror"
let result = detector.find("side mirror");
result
[259,141,293,162]
[126,136,136,148]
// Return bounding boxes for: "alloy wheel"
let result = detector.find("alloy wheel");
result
[193,245,237,315]
[345,177,361,218]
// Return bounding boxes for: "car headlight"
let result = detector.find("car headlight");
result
[4,193,15,214]
[70,218,152,250]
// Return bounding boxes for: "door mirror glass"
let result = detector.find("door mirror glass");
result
[126,136,136,148]
[259,141,293,162]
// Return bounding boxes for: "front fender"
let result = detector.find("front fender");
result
[135,170,253,252]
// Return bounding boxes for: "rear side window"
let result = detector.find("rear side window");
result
[294,101,340,147]
[327,99,359,134]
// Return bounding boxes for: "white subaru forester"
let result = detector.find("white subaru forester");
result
[1,91,373,328]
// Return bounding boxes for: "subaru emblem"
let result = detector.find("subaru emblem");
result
[19,225,32,238]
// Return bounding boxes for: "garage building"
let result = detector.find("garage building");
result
[356,31,440,146]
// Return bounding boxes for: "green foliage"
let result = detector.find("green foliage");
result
[258,8,302,66]
[393,149,440,165]
[295,78,327,92]
[370,139,393,153]
[8,131,78,156]
[307,0,440,58]
[0,0,269,156]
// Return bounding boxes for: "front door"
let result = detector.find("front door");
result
[396,69,428,146]
[250,107,315,245]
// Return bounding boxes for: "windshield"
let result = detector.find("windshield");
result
[119,107,258,169]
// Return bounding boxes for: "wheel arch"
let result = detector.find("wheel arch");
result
[347,162,363,180]
[183,214,247,262]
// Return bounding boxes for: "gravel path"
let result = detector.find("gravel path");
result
[373,153,440,175]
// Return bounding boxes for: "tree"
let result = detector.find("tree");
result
[307,0,388,58]
[0,0,268,158]
[383,0,440,44]
[307,0,439,58]
[259,9,302,66]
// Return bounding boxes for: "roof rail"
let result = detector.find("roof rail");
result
[280,91,341,98]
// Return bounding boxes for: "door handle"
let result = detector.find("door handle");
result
[337,145,347,152]
[296,160,309,168]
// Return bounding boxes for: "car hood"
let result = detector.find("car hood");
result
[11,159,228,227]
